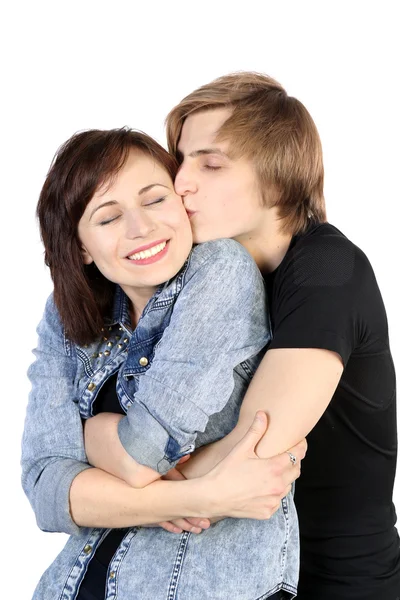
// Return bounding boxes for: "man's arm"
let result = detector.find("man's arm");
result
[178,347,342,479]
[181,235,364,477]
[237,347,342,457]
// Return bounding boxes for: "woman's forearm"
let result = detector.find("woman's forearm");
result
[69,467,210,528]
[71,413,297,528]
[84,412,162,488]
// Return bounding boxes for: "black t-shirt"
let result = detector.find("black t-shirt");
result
[92,372,123,416]
[265,222,400,599]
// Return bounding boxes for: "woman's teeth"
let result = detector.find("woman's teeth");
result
[128,241,166,261]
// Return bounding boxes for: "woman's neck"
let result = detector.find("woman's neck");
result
[120,284,158,329]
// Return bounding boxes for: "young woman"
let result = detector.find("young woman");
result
[22,128,303,600]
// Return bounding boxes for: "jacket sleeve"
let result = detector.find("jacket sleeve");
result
[21,294,92,535]
[118,239,271,474]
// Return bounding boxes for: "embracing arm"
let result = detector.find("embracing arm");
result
[178,347,342,480]
[69,464,205,528]
[179,236,362,477]
[86,240,270,487]
[233,347,342,457]
[72,412,304,527]
[20,295,183,533]
[83,412,162,488]
[21,294,91,534]
[22,296,300,533]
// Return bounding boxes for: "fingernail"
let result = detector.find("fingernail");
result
[190,526,201,534]
[199,520,209,528]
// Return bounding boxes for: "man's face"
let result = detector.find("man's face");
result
[174,108,268,246]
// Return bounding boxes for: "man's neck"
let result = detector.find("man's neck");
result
[235,218,292,275]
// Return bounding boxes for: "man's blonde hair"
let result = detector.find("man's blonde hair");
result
[166,72,326,234]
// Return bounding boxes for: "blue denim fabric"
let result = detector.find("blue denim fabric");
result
[21,239,299,599]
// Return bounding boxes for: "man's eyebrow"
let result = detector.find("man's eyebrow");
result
[89,184,169,220]
[177,147,230,159]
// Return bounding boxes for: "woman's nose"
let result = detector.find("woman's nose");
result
[125,209,156,239]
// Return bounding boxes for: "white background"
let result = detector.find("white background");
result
[1,1,399,597]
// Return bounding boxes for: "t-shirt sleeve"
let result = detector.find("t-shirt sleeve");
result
[268,233,374,365]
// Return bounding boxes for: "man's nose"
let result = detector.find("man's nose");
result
[174,164,197,196]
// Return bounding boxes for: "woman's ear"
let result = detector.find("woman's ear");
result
[81,244,94,265]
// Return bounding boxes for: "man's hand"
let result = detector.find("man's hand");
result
[149,412,306,533]
[204,411,306,520]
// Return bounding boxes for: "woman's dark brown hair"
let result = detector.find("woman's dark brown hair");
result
[37,127,178,346]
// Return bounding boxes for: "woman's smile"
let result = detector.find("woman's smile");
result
[126,239,169,265]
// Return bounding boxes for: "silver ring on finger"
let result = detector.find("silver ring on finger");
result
[285,451,297,467]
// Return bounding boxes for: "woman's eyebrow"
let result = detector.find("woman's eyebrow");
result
[138,183,169,196]
[89,200,118,220]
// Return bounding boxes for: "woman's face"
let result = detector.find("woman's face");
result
[78,150,193,304]
[174,108,269,246]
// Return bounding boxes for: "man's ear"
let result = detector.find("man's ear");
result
[81,244,94,265]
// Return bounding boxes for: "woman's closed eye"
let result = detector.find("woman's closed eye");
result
[99,215,120,226]
[98,197,166,225]
[144,195,167,206]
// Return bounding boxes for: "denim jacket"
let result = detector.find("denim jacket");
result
[21,239,299,600]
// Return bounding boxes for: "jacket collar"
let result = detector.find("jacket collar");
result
[103,253,192,328]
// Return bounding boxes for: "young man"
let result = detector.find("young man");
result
[165,72,400,599]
